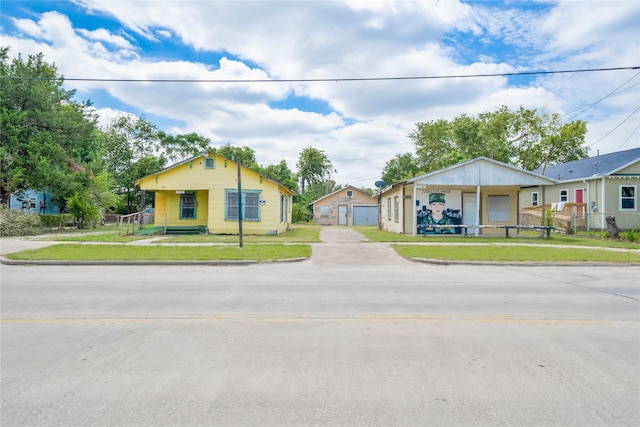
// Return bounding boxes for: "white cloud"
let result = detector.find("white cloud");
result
[3,0,638,187]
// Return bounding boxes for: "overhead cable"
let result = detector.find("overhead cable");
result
[2,66,639,83]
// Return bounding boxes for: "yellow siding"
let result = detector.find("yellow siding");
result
[480,186,519,235]
[138,153,293,234]
[380,186,405,234]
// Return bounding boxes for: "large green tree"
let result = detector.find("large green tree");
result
[213,144,258,168]
[100,115,166,213]
[393,105,588,180]
[0,48,101,206]
[158,131,212,164]
[256,160,299,193]
[296,146,336,194]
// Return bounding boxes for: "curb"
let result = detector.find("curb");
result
[410,257,640,267]
[0,256,309,266]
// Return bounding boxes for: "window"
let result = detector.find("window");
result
[394,196,399,222]
[559,189,568,202]
[226,190,261,221]
[620,185,637,211]
[320,205,329,216]
[487,195,510,222]
[180,193,196,219]
[204,157,215,169]
[346,190,353,197]
[531,192,539,207]
[387,197,392,220]
[280,194,289,222]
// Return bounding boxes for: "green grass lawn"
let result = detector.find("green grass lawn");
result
[392,244,640,263]
[354,226,640,250]
[6,244,312,261]
[41,224,322,243]
[160,224,322,243]
[6,224,638,263]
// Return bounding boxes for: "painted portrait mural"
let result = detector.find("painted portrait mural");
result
[416,189,462,235]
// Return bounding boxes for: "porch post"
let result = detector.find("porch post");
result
[412,183,418,236]
[475,185,480,236]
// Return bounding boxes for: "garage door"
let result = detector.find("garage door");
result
[353,206,378,225]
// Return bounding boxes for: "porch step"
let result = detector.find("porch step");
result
[136,226,207,235]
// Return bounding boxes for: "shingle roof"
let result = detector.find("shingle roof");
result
[535,147,640,181]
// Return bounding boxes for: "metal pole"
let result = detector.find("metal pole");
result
[236,159,243,248]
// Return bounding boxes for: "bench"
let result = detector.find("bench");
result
[417,224,556,238]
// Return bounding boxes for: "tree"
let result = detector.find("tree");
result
[158,131,212,164]
[101,115,166,213]
[214,144,257,168]
[255,160,299,193]
[296,146,336,193]
[381,152,420,184]
[0,49,101,206]
[405,105,588,176]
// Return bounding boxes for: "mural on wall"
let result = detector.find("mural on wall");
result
[417,189,462,234]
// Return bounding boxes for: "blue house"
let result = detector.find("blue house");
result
[8,190,60,214]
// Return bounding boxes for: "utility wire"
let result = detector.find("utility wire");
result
[564,72,640,122]
[2,66,638,83]
[587,106,640,147]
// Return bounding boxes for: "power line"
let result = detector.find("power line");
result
[587,105,640,147]
[2,66,638,83]
[564,72,640,122]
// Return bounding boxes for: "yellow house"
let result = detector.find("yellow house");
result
[135,152,294,234]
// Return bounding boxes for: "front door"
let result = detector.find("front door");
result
[338,205,348,225]
[462,193,479,235]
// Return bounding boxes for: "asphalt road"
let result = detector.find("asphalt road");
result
[1,228,639,426]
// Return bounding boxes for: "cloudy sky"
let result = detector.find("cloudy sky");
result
[2,1,639,188]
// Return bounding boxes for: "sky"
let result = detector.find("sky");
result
[1,0,639,188]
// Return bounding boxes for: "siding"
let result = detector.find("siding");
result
[138,154,292,235]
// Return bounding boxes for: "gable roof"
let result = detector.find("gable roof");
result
[535,147,640,181]
[310,185,374,205]
[405,156,556,187]
[135,151,295,194]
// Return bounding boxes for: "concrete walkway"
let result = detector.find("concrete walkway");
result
[311,227,411,266]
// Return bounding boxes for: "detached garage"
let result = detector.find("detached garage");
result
[353,206,378,225]
[311,186,379,226]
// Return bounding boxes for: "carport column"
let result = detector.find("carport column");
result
[412,183,418,236]
[475,185,481,236]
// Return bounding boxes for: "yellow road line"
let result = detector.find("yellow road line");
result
[1,314,633,324]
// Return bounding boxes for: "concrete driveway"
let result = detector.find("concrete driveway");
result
[312,227,411,266]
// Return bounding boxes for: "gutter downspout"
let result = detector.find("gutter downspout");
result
[601,177,606,230]
[583,179,590,231]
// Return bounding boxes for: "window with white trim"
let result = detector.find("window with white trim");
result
[620,185,637,211]
[387,197,392,220]
[394,196,399,222]
[559,189,568,202]
[531,192,539,207]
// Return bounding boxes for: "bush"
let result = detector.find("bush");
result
[66,192,101,228]
[0,206,42,236]
[38,213,76,228]
[621,229,639,242]
[292,202,312,223]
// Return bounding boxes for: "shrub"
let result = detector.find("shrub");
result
[38,213,76,228]
[621,229,639,243]
[0,206,42,236]
[66,192,101,228]
[292,202,312,223]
